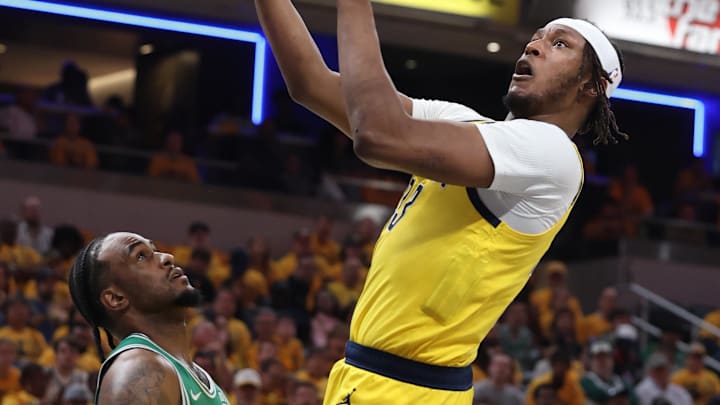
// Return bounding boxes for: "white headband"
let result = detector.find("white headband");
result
[546,18,622,98]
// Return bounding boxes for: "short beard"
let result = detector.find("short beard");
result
[503,68,584,119]
[503,92,542,119]
[173,288,203,308]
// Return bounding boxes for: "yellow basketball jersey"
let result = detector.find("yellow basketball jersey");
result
[350,137,583,367]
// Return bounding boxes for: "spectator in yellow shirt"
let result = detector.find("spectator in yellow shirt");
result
[259,358,288,405]
[700,308,720,353]
[608,165,654,236]
[325,234,369,287]
[531,261,583,326]
[583,287,618,341]
[272,228,328,284]
[0,221,42,273]
[526,350,585,405]
[326,324,350,363]
[276,316,304,373]
[147,130,200,183]
[0,339,20,398]
[242,236,275,304]
[0,298,47,364]
[270,254,322,342]
[310,290,340,349]
[294,348,331,401]
[287,380,318,405]
[42,309,102,373]
[49,114,98,169]
[353,217,377,263]
[0,264,12,312]
[674,158,712,197]
[0,363,48,405]
[326,257,364,316]
[531,383,558,405]
[539,288,585,342]
[246,308,284,371]
[172,222,230,288]
[309,216,340,267]
[672,343,720,405]
[207,288,252,369]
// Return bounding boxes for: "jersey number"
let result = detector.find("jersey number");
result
[387,179,424,231]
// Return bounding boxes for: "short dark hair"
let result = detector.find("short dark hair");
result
[260,358,283,373]
[20,363,45,386]
[67,237,116,361]
[289,380,317,397]
[550,348,572,366]
[305,347,329,360]
[0,220,17,245]
[5,296,30,313]
[533,383,556,399]
[190,248,211,263]
[53,336,84,353]
[608,308,630,322]
[188,222,210,235]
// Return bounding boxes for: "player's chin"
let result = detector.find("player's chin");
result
[173,287,203,308]
[506,83,532,98]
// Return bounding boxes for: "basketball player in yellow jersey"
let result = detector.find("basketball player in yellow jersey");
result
[255,0,626,403]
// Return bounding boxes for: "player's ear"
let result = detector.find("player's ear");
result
[579,79,601,99]
[100,285,128,313]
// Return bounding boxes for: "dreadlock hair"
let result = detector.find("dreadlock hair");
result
[67,236,116,361]
[578,40,629,146]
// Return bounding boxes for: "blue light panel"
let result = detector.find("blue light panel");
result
[1,0,267,125]
[613,88,706,157]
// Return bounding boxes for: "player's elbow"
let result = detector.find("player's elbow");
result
[352,128,381,161]
[286,81,311,105]
[351,115,406,165]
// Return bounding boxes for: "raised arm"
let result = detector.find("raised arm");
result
[97,350,181,405]
[337,0,495,187]
[254,0,411,136]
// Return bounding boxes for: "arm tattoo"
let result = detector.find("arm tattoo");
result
[105,360,174,405]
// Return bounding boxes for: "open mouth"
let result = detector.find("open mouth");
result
[514,60,533,77]
[169,267,185,280]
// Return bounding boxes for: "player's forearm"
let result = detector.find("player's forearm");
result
[255,0,332,99]
[337,0,408,156]
[255,0,353,135]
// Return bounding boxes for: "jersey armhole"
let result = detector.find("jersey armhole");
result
[465,188,501,228]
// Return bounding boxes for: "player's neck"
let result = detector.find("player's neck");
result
[528,112,580,139]
[124,311,192,361]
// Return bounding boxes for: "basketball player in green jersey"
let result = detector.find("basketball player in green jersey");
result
[68,232,230,404]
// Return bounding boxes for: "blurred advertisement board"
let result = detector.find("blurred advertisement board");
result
[373,0,519,24]
[575,0,720,55]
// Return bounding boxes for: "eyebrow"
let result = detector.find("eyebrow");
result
[127,240,154,255]
[552,27,579,40]
[532,28,545,38]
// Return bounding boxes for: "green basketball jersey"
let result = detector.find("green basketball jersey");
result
[96,333,230,405]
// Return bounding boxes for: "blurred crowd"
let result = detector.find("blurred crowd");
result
[0,195,718,405]
[0,61,404,207]
[3,67,720,256]
[1,61,720,405]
